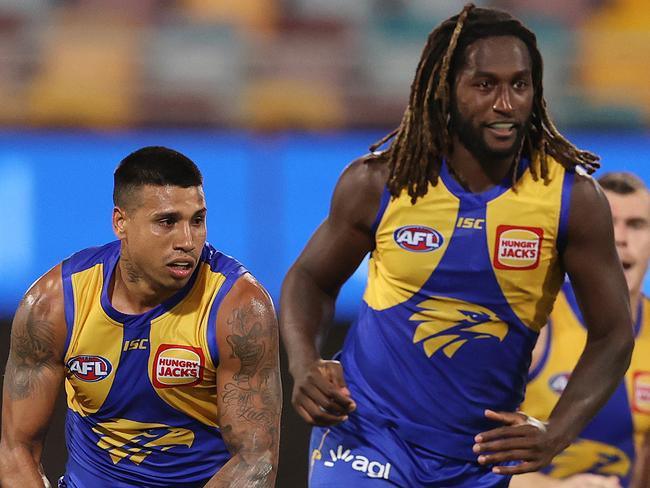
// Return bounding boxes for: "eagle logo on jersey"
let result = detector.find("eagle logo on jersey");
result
[92,419,195,465]
[410,297,507,358]
[546,438,630,478]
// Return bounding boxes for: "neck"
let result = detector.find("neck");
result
[448,137,517,192]
[110,256,175,315]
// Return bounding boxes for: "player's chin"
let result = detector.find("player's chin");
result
[484,142,520,160]
[160,273,192,291]
[483,132,523,159]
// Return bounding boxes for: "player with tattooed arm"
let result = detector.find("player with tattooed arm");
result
[0,147,281,488]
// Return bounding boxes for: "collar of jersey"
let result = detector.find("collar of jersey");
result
[440,157,530,205]
[99,246,201,326]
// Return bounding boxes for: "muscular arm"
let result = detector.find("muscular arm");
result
[205,275,281,488]
[475,175,634,474]
[0,265,66,487]
[511,332,623,487]
[544,175,634,456]
[279,156,387,425]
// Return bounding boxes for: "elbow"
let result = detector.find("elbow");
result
[250,449,278,484]
[0,441,10,468]
[0,443,16,481]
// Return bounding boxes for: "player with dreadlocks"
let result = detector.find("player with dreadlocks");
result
[281,4,633,487]
[370,4,599,201]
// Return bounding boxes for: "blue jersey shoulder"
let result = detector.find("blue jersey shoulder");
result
[62,241,120,276]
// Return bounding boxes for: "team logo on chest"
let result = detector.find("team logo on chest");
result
[494,225,544,270]
[153,344,205,388]
[394,225,444,252]
[67,355,113,382]
[92,418,195,465]
[410,297,508,358]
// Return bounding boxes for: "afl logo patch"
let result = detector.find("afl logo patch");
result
[548,372,570,395]
[394,225,444,252]
[494,225,543,270]
[153,344,205,388]
[66,355,112,382]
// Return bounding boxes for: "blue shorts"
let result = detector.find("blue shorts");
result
[308,413,512,488]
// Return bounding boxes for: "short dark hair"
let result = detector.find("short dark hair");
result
[598,172,647,195]
[113,146,203,209]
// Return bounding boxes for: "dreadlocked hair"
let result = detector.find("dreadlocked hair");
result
[369,3,600,203]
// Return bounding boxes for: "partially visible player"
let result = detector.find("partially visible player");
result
[512,172,650,488]
[280,4,634,487]
[632,431,650,488]
[0,147,281,487]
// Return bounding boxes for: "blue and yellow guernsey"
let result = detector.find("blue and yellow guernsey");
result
[340,157,574,460]
[521,283,650,486]
[60,240,246,488]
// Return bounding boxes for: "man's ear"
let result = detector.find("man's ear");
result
[112,206,127,239]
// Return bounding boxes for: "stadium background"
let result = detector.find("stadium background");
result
[0,0,648,486]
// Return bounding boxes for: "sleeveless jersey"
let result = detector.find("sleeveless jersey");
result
[60,241,247,487]
[521,283,650,486]
[340,156,574,461]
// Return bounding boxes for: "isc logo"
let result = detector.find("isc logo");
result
[66,355,112,382]
[456,217,485,229]
[393,225,443,252]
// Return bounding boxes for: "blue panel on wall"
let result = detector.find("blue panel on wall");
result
[1,130,649,321]
[0,159,34,300]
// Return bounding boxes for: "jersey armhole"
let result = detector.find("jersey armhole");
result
[61,258,75,360]
[206,266,248,367]
[528,321,553,382]
[556,169,576,255]
[370,186,391,239]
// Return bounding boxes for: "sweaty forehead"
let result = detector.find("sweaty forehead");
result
[605,189,650,218]
[459,35,532,75]
[135,184,206,212]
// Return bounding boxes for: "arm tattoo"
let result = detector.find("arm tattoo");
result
[220,301,280,483]
[5,307,59,400]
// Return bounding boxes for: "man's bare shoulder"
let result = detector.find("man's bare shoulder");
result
[17,264,66,331]
[331,153,390,231]
[572,171,600,200]
[338,153,390,196]
[222,273,274,313]
[567,172,610,235]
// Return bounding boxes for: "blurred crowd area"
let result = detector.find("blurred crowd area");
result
[0,0,648,129]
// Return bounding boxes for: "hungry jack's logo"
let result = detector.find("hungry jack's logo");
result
[494,225,543,270]
[411,297,507,358]
[633,371,650,414]
[153,344,204,388]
